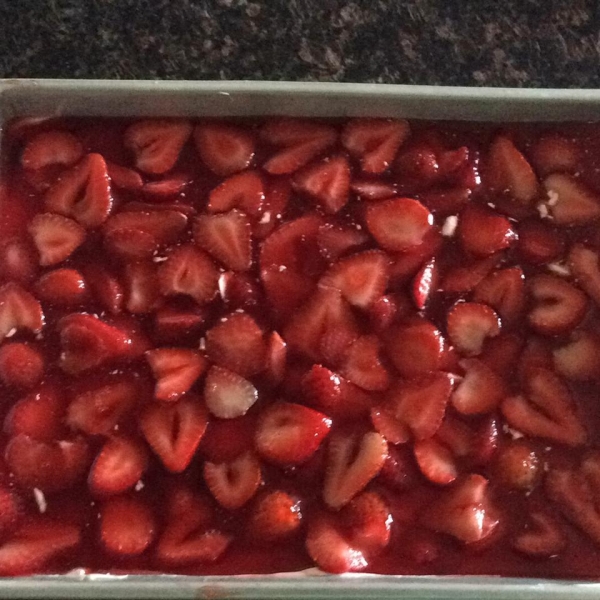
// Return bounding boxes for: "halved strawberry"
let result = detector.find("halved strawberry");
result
[419,186,471,216]
[323,431,388,509]
[527,274,588,335]
[0,238,38,284]
[124,119,192,174]
[0,342,44,390]
[88,437,148,496]
[45,153,113,227]
[458,205,516,257]
[104,228,158,260]
[368,294,403,333]
[203,451,262,509]
[512,511,566,558]
[146,348,207,402]
[204,366,258,419]
[0,282,44,340]
[265,331,287,385]
[377,444,420,489]
[370,405,409,444]
[473,267,525,324]
[341,335,390,391]
[435,416,473,458]
[106,161,144,191]
[123,261,160,314]
[485,136,538,203]
[154,304,206,342]
[21,131,83,170]
[206,312,266,377]
[255,402,331,465]
[494,441,540,491]
[439,255,499,294]
[217,271,262,309]
[516,219,565,265]
[317,222,369,262]
[553,331,600,381]
[351,180,397,200]
[99,496,156,556]
[543,173,600,224]
[82,265,123,314]
[158,245,219,305]
[35,268,88,306]
[447,302,501,356]
[451,358,506,415]
[140,396,208,473]
[194,210,252,271]
[207,170,264,216]
[394,143,440,188]
[414,438,458,485]
[342,119,409,173]
[502,368,586,445]
[141,174,191,197]
[569,243,600,305]
[260,119,337,174]
[28,213,85,266]
[249,490,303,541]
[412,257,438,310]
[344,491,392,555]
[531,135,579,176]
[366,198,433,251]
[104,209,188,246]
[194,123,255,176]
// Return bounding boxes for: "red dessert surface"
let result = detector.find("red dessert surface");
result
[1,116,600,577]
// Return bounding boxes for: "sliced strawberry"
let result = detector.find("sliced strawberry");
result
[0,343,44,390]
[146,348,207,402]
[502,368,586,445]
[253,177,290,239]
[569,243,600,305]
[28,213,85,266]
[377,444,420,489]
[123,261,160,314]
[494,441,540,491]
[293,155,351,214]
[473,267,525,325]
[414,438,458,485]
[0,518,80,576]
[512,511,566,558]
[341,335,390,392]
[121,200,196,216]
[531,135,579,176]
[124,119,192,174]
[82,265,124,314]
[439,255,499,294]
[419,186,471,216]
[261,119,337,174]
[368,294,403,333]
[21,131,83,170]
[480,332,523,376]
[527,274,588,336]
[203,451,262,509]
[99,496,156,556]
[106,161,144,191]
[5,435,89,492]
[255,402,331,465]
[447,302,501,357]
[0,282,44,340]
[394,144,440,188]
[323,431,388,509]
[486,136,538,203]
[451,358,506,415]
[435,416,473,458]
[518,338,554,378]
[366,198,433,251]
[194,123,255,176]
[249,490,303,541]
[35,268,87,306]
[458,205,516,257]
[217,271,262,310]
[516,219,565,265]
[104,227,158,260]
[194,210,252,271]
[158,245,219,304]
[320,324,360,369]
[140,396,208,473]
[342,119,409,173]
[344,491,392,554]
[154,304,206,342]
[204,366,258,419]
[470,415,500,467]
[88,437,148,496]
[208,171,264,217]
[104,209,188,246]
[0,238,38,284]
[200,414,257,463]
[265,331,287,385]
[543,173,600,224]
[206,312,266,377]
[141,174,191,197]
[351,180,397,200]
[45,153,113,228]
[317,222,369,262]
[553,331,600,381]
[412,257,438,310]
[370,405,409,444]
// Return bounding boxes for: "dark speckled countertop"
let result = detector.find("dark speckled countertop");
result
[1,0,599,87]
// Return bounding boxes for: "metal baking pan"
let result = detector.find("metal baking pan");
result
[1,79,600,599]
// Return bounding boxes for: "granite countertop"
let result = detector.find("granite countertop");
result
[1,0,599,87]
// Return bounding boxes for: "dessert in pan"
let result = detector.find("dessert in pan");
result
[0,115,600,578]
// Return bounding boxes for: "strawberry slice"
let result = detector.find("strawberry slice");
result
[154,304,206,342]
[265,331,287,385]
[447,302,501,357]
[424,474,499,544]
[494,441,540,491]
[35,268,88,306]
[419,187,471,216]
[502,368,586,446]
[204,366,258,419]
[217,271,262,309]
[141,174,191,197]
[480,332,523,376]
[370,405,410,444]
[344,491,392,554]
[82,265,124,314]
[0,342,44,390]
[200,414,257,463]
[0,518,80,576]
[123,261,160,314]
[253,178,290,239]
[439,255,499,294]
[28,213,85,266]
[435,416,473,459]
[21,131,83,170]
[208,170,265,216]
[412,257,438,310]
[146,348,207,402]
[369,293,404,333]
[124,119,192,174]
[517,219,565,265]
[104,209,187,246]
[323,432,388,509]
[531,135,579,176]
[194,123,255,176]
[569,243,600,305]
[194,210,252,271]
[99,496,156,556]
[451,359,506,415]
[394,143,439,188]
[366,198,433,251]
[317,222,369,262]
[88,436,148,496]
[293,156,351,214]
[0,282,44,340]
[543,173,600,224]
[45,153,113,228]
[473,267,525,324]
[0,237,38,284]
[255,402,331,465]
[104,228,158,260]
[377,444,420,489]
[351,180,397,200]
[158,245,219,305]
[342,119,409,173]
[414,438,458,485]
[553,331,600,381]
[203,451,262,509]
[260,119,337,175]
[206,312,266,377]
[512,511,566,558]
[458,205,516,257]
[140,396,208,472]
[106,161,144,191]
[341,335,390,392]
[470,415,500,467]
[527,274,588,336]
[5,434,89,492]
[249,490,303,541]
[485,136,538,203]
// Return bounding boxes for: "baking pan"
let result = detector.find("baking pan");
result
[1,79,600,599]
